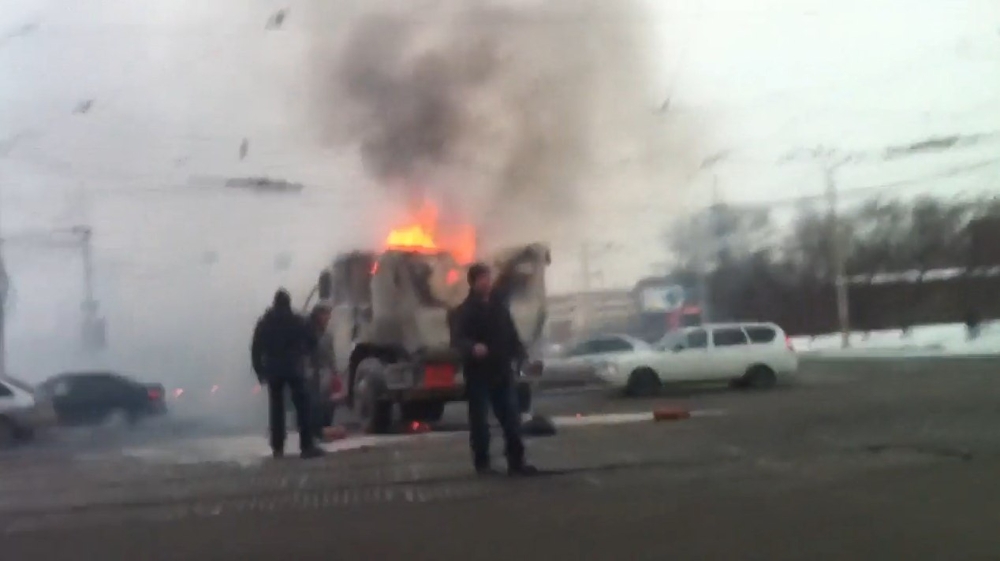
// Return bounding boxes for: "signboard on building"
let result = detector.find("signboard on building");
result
[639,285,685,313]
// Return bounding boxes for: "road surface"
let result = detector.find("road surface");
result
[3,356,1000,560]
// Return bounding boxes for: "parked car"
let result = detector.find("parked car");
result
[0,376,57,448]
[38,372,167,428]
[541,334,652,388]
[592,323,799,396]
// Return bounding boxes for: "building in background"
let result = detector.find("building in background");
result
[545,275,707,344]
[546,289,636,344]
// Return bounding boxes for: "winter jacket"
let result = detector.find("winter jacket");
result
[451,293,527,386]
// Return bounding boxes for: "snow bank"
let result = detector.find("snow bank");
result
[792,321,1000,358]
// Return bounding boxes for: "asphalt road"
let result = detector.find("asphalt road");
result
[4,356,1000,560]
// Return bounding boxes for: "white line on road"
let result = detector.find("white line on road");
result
[549,409,726,427]
[111,410,726,465]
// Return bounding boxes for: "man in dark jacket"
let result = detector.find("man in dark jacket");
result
[451,263,537,476]
[251,289,324,459]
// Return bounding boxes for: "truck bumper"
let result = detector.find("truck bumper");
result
[386,379,532,403]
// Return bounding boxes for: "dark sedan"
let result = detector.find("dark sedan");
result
[38,372,167,427]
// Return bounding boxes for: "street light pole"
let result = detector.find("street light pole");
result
[578,241,592,333]
[576,241,616,335]
[780,146,853,349]
[693,151,734,323]
[71,225,104,352]
[824,164,851,349]
[0,195,14,378]
[697,175,723,324]
[0,247,6,379]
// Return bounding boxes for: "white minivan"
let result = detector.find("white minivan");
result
[592,323,799,396]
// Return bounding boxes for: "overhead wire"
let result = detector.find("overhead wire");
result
[742,158,1000,210]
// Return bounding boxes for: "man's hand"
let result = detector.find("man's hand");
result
[472,343,488,358]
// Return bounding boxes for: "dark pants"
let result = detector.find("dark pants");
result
[466,377,525,470]
[267,375,313,453]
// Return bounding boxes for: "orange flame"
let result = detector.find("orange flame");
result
[384,201,476,263]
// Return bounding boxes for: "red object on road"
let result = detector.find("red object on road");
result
[407,421,432,434]
[653,408,691,421]
[322,425,348,442]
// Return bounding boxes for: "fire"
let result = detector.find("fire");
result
[384,200,476,263]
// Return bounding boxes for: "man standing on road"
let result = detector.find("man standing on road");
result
[251,289,325,459]
[452,263,538,476]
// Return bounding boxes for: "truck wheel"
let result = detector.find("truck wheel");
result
[353,357,393,434]
[400,401,445,423]
[516,384,532,414]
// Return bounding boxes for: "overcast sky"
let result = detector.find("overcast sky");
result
[1,0,998,382]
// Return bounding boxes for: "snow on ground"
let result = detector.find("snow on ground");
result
[791,321,1000,358]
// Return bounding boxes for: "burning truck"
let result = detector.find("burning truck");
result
[305,204,550,434]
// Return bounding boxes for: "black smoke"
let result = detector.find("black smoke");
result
[305,0,702,246]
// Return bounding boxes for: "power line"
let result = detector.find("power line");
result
[738,158,1000,210]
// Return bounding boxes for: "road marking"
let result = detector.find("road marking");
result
[110,410,725,466]
[549,409,726,427]
[118,432,456,465]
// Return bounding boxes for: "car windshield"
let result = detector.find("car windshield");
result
[655,332,684,351]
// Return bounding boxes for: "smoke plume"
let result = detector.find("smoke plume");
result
[305,0,700,248]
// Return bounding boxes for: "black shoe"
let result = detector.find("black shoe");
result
[508,464,540,477]
[300,447,326,460]
[272,449,284,459]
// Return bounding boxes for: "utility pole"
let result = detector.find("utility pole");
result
[576,241,616,336]
[780,146,853,349]
[74,226,104,351]
[697,175,724,323]
[0,245,6,379]
[578,241,592,334]
[824,165,851,349]
[0,216,5,377]
[580,241,592,292]
[691,151,734,324]
[0,225,104,353]
[76,226,96,314]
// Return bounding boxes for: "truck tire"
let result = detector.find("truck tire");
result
[353,357,393,434]
[400,401,445,423]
